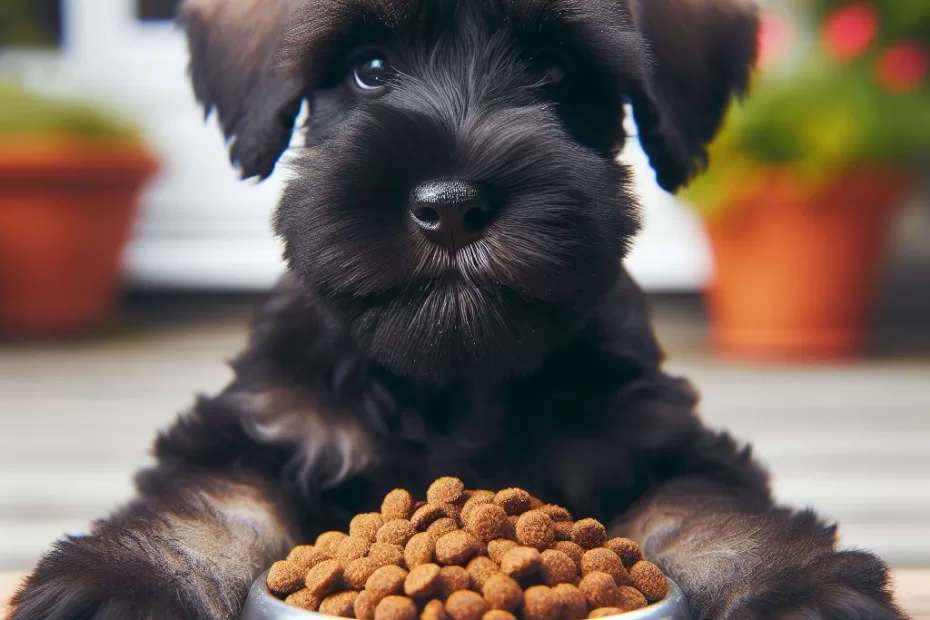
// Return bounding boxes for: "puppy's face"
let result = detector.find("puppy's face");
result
[183,0,758,383]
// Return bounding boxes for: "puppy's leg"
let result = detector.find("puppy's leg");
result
[619,479,905,620]
[8,473,298,620]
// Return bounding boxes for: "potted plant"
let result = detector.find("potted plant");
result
[682,0,930,360]
[0,83,158,336]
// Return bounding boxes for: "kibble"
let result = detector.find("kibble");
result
[539,549,578,586]
[366,565,409,602]
[428,477,466,504]
[376,596,418,620]
[305,559,344,597]
[352,513,385,543]
[436,530,480,566]
[382,489,415,522]
[321,591,361,618]
[446,590,490,620]
[581,549,629,587]
[500,546,541,580]
[405,563,442,598]
[604,539,642,569]
[268,480,669,618]
[423,599,449,620]
[515,511,556,551]
[286,588,321,611]
[267,560,307,596]
[628,561,667,603]
[370,543,405,568]
[482,573,523,612]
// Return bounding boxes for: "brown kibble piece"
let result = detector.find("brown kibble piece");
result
[523,586,560,620]
[438,566,471,598]
[553,522,574,542]
[316,531,349,555]
[578,572,621,610]
[376,595,419,620]
[617,586,648,611]
[588,608,624,618]
[423,599,449,620]
[445,590,490,620]
[367,565,410,601]
[461,491,496,521]
[370,543,406,568]
[488,539,519,564]
[494,489,532,516]
[405,532,436,568]
[552,542,584,571]
[427,477,466,504]
[352,513,385,543]
[466,504,510,542]
[335,536,371,565]
[287,546,332,573]
[286,588,321,611]
[427,517,459,540]
[500,546,542,580]
[356,590,378,620]
[483,611,517,620]
[516,511,556,551]
[379,519,418,546]
[540,550,578,586]
[462,557,495,590]
[435,530,480,566]
[305,559,344,597]
[629,561,668,603]
[345,557,383,590]
[405,563,442,598]
[604,538,643,569]
[538,505,572,522]
[552,583,588,620]
[411,503,449,531]
[581,549,629,587]
[267,561,306,596]
[572,520,606,550]
[482,573,523,612]
[320,591,360,617]
[383,489,416,521]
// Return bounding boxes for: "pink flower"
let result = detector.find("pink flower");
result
[757,12,794,69]
[876,42,929,93]
[823,2,878,61]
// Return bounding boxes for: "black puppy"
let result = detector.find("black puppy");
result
[10,1,905,619]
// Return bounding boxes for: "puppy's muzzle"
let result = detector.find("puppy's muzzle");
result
[409,180,499,252]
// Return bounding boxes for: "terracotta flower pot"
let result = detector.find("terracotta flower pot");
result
[703,168,911,360]
[0,140,158,336]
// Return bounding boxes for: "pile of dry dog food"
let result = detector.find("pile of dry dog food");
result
[266,478,668,620]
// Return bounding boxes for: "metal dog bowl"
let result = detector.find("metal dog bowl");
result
[240,570,692,620]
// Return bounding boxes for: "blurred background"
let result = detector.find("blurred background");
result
[0,0,928,587]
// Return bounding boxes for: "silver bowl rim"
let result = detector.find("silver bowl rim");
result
[242,569,690,620]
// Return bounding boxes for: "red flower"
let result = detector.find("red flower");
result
[757,12,794,68]
[876,42,929,93]
[823,2,878,60]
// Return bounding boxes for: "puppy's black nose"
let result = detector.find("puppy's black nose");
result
[409,180,496,251]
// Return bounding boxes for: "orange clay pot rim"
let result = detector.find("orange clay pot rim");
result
[0,136,158,176]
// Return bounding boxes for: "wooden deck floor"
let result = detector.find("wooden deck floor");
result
[1,294,928,572]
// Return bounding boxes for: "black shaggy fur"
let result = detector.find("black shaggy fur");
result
[10,1,906,619]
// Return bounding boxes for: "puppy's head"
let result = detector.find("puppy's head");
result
[182,0,757,384]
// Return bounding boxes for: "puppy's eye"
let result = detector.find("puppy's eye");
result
[351,51,396,95]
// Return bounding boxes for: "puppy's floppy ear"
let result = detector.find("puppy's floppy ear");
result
[180,0,304,180]
[627,0,758,192]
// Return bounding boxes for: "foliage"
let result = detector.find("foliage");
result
[683,0,930,214]
[0,83,142,145]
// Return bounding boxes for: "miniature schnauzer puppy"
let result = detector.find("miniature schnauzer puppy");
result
[10,0,905,619]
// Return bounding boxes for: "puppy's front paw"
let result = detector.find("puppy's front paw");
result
[8,535,225,620]
[726,550,906,620]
